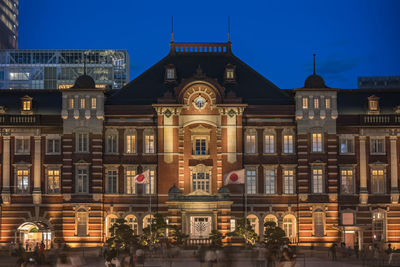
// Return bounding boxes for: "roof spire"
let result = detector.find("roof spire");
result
[171,16,174,43]
[228,16,231,42]
[313,53,316,75]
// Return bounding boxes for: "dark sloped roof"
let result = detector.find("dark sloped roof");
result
[0,90,61,115]
[338,89,400,114]
[107,48,293,105]
[72,74,96,89]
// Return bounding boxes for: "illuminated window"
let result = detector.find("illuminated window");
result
[314,97,319,109]
[91,97,97,109]
[370,138,385,154]
[230,219,236,232]
[225,64,236,81]
[125,215,138,235]
[368,95,379,112]
[76,133,89,153]
[226,69,234,79]
[247,214,259,235]
[192,171,210,192]
[283,215,296,240]
[264,169,275,194]
[312,132,323,152]
[47,168,60,193]
[264,134,275,153]
[144,133,155,154]
[246,167,257,194]
[314,209,324,237]
[143,167,156,194]
[340,137,354,154]
[312,167,324,193]
[325,98,331,109]
[283,169,295,194]
[340,168,354,194]
[106,169,118,194]
[69,98,74,109]
[15,137,30,154]
[22,100,31,111]
[302,97,308,109]
[283,135,294,153]
[106,215,118,237]
[16,169,29,193]
[125,167,136,194]
[371,168,385,194]
[372,212,384,241]
[80,98,85,109]
[76,208,88,236]
[125,133,136,154]
[76,167,88,193]
[245,130,257,154]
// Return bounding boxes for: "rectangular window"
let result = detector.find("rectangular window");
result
[264,135,275,153]
[144,168,156,194]
[23,100,31,111]
[47,139,61,154]
[341,168,354,194]
[302,97,308,109]
[106,134,118,153]
[314,97,319,109]
[76,133,89,153]
[194,138,207,155]
[283,135,294,153]
[370,138,385,154]
[246,168,257,194]
[77,211,87,236]
[230,219,236,232]
[245,132,256,154]
[340,137,354,154]
[126,134,136,154]
[312,168,324,193]
[314,212,324,237]
[144,134,155,154]
[69,98,74,109]
[371,168,385,194]
[283,169,295,194]
[325,98,331,109]
[80,98,85,109]
[342,213,354,225]
[226,70,234,79]
[192,172,210,192]
[107,170,118,194]
[125,168,136,194]
[264,169,275,194]
[166,68,175,79]
[76,168,88,193]
[47,168,60,193]
[369,100,378,111]
[15,137,30,154]
[312,133,323,152]
[91,97,96,109]
[16,169,29,193]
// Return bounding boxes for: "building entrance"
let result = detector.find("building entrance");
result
[190,216,212,238]
[17,222,52,251]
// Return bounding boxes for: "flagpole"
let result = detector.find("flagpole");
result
[244,181,248,247]
[149,173,152,244]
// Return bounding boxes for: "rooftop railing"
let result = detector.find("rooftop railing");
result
[170,42,231,54]
[0,115,61,126]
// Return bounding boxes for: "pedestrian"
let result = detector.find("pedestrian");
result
[330,243,337,261]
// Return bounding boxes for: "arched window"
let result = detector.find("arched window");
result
[264,214,278,234]
[142,214,154,230]
[372,211,385,241]
[76,208,88,237]
[283,215,296,242]
[106,214,118,237]
[125,215,138,235]
[313,209,325,237]
[247,214,259,235]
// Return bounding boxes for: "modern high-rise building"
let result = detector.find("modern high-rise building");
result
[358,76,400,89]
[0,49,130,89]
[0,0,18,49]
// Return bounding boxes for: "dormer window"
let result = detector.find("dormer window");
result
[225,64,236,82]
[368,95,379,114]
[0,106,6,114]
[21,95,32,114]
[165,64,176,82]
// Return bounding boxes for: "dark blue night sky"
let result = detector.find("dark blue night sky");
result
[19,0,400,89]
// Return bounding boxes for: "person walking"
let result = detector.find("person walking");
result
[330,243,337,261]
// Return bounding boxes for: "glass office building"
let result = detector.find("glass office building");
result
[0,50,129,89]
[0,0,18,49]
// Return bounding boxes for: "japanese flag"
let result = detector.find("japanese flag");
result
[224,169,245,185]
[134,170,150,184]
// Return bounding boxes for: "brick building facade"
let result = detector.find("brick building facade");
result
[0,41,399,249]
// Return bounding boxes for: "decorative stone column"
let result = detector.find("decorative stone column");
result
[359,136,368,204]
[32,136,42,204]
[226,110,237,163]
[308,95,314,119]
[1,135,11,204]
[390,135,399,203]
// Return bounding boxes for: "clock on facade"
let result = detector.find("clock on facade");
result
[194,95,206,109]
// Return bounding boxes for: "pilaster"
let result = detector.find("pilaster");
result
[32,135,42,204]
[390,135,399,203]
[1,135,11,204]
[359,136,368,204]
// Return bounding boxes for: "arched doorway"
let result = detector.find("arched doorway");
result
[17,222,52,251]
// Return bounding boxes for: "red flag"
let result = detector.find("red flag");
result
[224,169,245,185]
[134,170,149,184]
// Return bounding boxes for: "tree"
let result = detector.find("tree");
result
[227,218,258,245]
[263,221,289,262]
[106,218,138,250]
[140,213,168,246]
[170,225,189,246]
[209,230,224,248]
